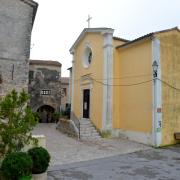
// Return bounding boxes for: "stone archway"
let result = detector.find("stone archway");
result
[37,105,55,123]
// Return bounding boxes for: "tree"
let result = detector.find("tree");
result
[0,90,38,159]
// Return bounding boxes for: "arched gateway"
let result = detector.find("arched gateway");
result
[37,105,55,123]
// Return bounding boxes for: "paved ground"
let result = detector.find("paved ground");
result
[32,123,150,166]
[48,145,180,180]
[32,124,180,180]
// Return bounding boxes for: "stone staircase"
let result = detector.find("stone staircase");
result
[80,119,101,140]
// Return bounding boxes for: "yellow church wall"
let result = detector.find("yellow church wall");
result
[72,33,104,129]
[157,30,180,145]
[113,40,153,133]
[113,39,127,47]
[112,38,129,130]
[113,45,121,128]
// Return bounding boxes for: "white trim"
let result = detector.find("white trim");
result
[111,129,153,145]
[67,69,72,104]
[80,77,93,120]
[82,44,93,69]
[152,38,162,147]
[102,29,114,130]
[69,28,114,53]
[70,52,75,116]
[117,37,152,49]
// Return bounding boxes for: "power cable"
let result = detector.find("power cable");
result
[157,78,180,92]
[92,78,153,87]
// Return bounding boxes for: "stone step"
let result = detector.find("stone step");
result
[80,133,100,137]
[80,131,99,135]
[80,132,101,137]
[81,136,101,140]
[81,131,100,135]
[79,119,101,140]
[80,123,93,127]
[80,125,94,129]
[80,135,101,139]
[80,127,97,131]
[80,120,92,125]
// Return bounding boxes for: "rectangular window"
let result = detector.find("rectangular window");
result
[41,90,51,95]
[0,74,2,84]
[63,88,67,96]
[29,71,34,84]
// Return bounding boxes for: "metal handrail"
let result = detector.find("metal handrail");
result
[70,112,80,139]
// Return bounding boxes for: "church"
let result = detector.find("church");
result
[69,27,180,146]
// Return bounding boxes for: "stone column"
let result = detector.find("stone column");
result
[70,50,75,119]
[102,29,114,130]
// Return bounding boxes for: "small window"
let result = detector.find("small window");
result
[29,71,34,84]
[88,51,92,64]
[41,90,51,95]
[63,88,67,96]
[0,74,2,84]
[83,46,93,68]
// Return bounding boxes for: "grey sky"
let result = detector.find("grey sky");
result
[30,0,180,77]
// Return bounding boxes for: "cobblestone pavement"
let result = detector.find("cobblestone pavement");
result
[47,145,180,180]
[32,123,150,166]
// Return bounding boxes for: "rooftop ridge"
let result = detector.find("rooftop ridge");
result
[29,60,62,67]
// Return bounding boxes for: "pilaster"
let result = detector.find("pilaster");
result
[102,29,114,130]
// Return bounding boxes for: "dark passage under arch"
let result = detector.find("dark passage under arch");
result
[37,105,55,123]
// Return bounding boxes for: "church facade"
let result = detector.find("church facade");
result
[70,27,180,146]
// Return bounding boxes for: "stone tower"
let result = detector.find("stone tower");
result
[0,0,38,96]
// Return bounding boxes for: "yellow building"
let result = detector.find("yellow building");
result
[69,27,180,146]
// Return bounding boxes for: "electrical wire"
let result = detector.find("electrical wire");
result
[73,75,180,90]
[73,73,152,82]
[92,78,153,87]
[157,78,180,92]
[93,73,152,80]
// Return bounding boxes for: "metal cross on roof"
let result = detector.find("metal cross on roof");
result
[87,15,92,28]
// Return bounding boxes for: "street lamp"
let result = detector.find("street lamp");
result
[152,60,158,78]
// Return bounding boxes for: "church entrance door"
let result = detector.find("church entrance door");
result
[83,89,90,119]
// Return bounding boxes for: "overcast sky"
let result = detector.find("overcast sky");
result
[30,0,180,77]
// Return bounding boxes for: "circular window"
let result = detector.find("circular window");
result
[83,46,93,68]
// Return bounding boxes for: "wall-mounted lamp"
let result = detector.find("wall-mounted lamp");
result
[152,60,158,78]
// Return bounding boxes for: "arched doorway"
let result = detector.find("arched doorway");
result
[37,105,55,123]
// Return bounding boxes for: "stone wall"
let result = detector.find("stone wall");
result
[29,60,61,114]
[56,119,79,138]
[0,0,38,95]
[0,59,29,95]
[61,77,69,111]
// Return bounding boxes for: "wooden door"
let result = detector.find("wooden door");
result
[83,89,90,118]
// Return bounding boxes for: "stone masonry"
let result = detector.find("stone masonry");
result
[0,0,38,95]
[60,77,69,111]
[28,60,61,122]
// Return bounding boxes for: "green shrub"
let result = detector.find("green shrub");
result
[100,130,112,138]
[19,176,32,180]
[52,112,61,123]
[61,105,71,119]
[64,106,70,119]
[28,147,50,174]
[0,90,38,158]
[1,152,32,180]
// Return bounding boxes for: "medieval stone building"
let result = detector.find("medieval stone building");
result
[28,60,62,123]
[0,0,38,96]
[60,77,69,112]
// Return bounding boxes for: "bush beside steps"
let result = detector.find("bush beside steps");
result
[0,147,50,180]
